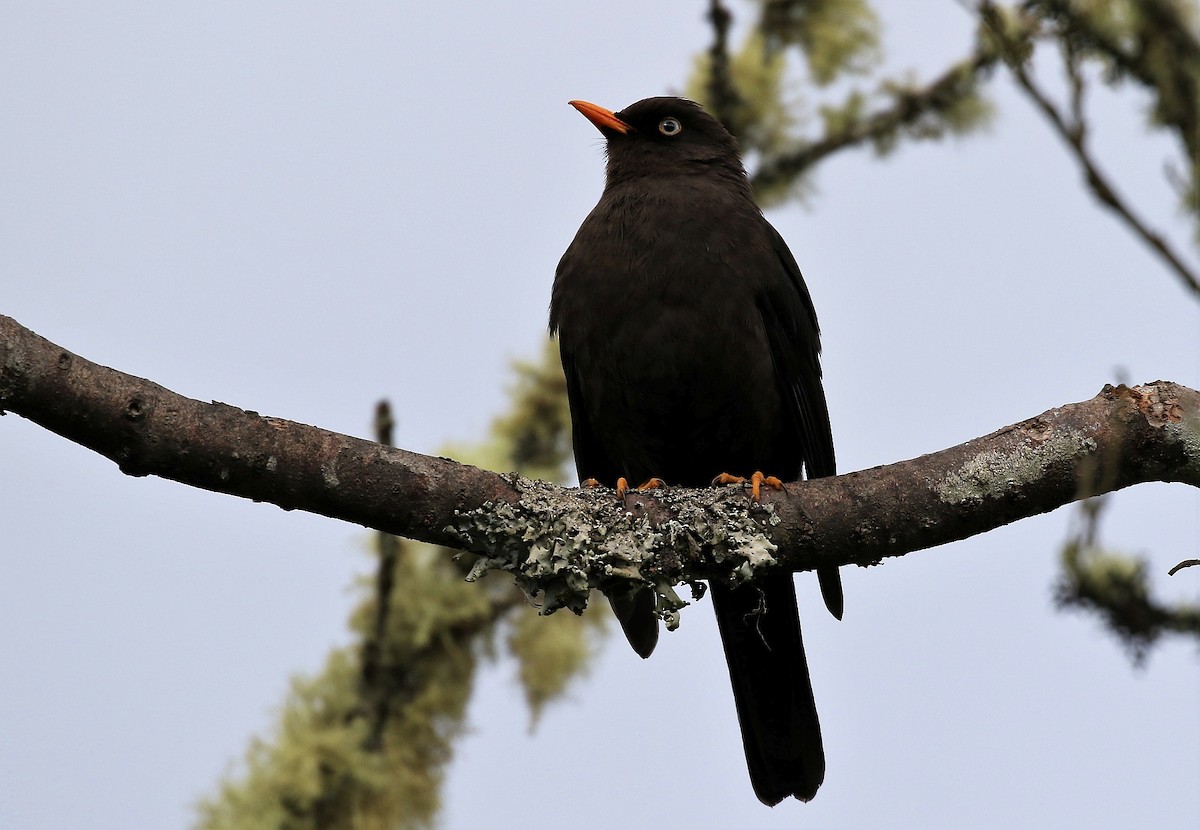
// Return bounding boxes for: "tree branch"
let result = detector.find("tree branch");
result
[3,314,1197,622]
[704,0,744,132]
[978,1,1200,299]
[750,50,997,192]
[1016,48,1200,297]
[1034,0,1200,161]
[359,399,404,752]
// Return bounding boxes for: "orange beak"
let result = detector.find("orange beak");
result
[569,100,632,134]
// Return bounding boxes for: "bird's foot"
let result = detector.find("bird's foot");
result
[583,477,665,500]
[711,470,783,502]
[616,477,666,499]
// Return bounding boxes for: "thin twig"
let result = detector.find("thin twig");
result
[360,399,402,751]
[1014,52,1200,297]
[705,0,743,133]
[1168,559,1200,576]
[1037,0,1200,160]
[978,1,1200,298]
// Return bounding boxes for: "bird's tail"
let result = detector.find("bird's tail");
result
[818,564,844,620]
[606,583,659,659]
[710,574,825,805]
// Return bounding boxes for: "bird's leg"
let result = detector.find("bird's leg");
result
[712,470,784,502]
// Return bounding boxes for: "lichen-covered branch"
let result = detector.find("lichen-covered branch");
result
[1053,494,1200,663]
[3,313,1198,621]
[750,50,997,195]
[687,1,992,206]
[0,315,515,550]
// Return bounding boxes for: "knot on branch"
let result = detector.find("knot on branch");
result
[1107,382,1185,427]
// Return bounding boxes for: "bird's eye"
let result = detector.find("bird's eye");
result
[658,117,683,136]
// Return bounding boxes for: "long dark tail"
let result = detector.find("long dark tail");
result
[710,574,824,805]
[606,583,659,659]
[818,564,844,620]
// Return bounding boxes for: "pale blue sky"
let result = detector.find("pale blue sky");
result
[1,3,1197,828]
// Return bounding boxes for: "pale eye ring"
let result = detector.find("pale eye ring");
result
[658,117,683,136]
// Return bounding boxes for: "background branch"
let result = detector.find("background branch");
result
[978,1,1200,298]
[750,50,997,192]
[704,0,744,131]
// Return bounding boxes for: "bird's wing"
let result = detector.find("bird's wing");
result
[557,345,618,485]
[757,221,844,619]
[756,221,836,480]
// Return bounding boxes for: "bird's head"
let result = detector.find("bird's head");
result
[569,96,746,187]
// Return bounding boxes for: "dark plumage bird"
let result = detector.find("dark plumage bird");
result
[549,96,842,805]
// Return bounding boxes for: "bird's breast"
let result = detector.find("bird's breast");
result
[551,187,789,483]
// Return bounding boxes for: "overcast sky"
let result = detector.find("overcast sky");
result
[2,3,1197,829]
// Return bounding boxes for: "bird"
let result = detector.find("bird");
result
[549,96,842,805]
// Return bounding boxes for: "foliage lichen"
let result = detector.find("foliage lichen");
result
[452,475,788,631]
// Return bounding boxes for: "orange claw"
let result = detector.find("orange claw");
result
[712,471,783,502]
[616,476,665,499]
[750,470,784,502]
[712,472,744,487]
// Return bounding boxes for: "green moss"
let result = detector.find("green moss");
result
[195,344,600,830]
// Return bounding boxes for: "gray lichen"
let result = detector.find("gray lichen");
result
[1132,383,1200,475]
[1174,411,1200,470]
[448,476,782,630]
[935,427,1096,505]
